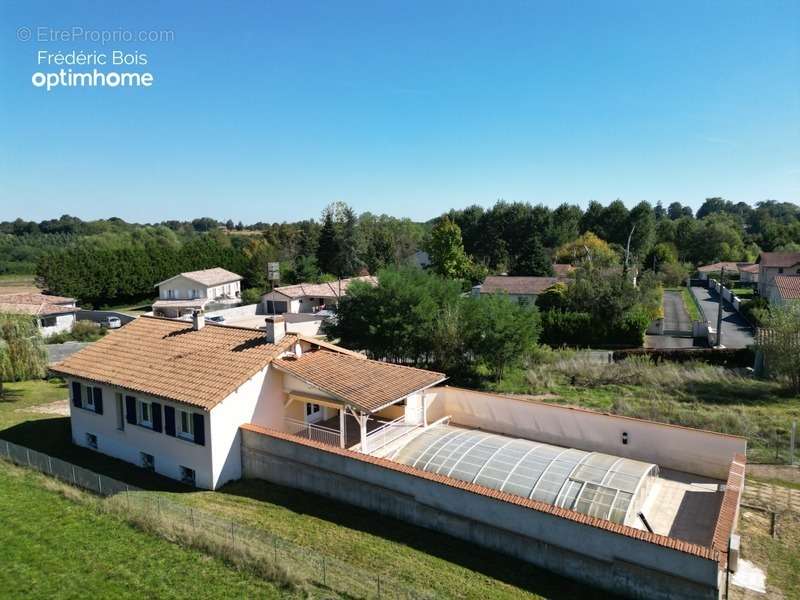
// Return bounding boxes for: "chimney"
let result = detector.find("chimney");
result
[264,315,286,344]
[192,310,205,331]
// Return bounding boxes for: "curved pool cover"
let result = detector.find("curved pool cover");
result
[390,425,658,525]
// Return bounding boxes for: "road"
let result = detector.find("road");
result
[662,291,692,334]
[46,341,89,364]
[690,286,755,348]
[645,290,695,349]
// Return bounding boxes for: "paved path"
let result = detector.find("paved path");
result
[690,286,755,348]
[662,290,692,334]
[46,341,89,364]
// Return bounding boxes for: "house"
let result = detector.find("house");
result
[738,263,759,284]
[472,275,567,304]
[153,268,243,318]
[551,263,575,277]
[0,293,78,336]
[768,275,800,306]
[756,252,800,297]
[261,276,377,314]
[695,261,743,281]
[51,312,746,598]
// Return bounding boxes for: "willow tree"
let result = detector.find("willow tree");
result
[0,313,47,398]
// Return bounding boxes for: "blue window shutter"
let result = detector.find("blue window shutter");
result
[192,413,205,446]
[71,382,81,408]
[93,387,103,415]
[125,396,136,424]
[164,405,176,437]
[151,402,162,433]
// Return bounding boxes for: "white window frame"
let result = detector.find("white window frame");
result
[85,386,97,410]
[305,403,322,423]
[137,399,152,428]
[40,316,57,328]
[178,409,195,441]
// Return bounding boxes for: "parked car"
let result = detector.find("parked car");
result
[207,315,225,323]
[103,316,122,329]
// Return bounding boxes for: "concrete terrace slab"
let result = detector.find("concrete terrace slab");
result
[632,468,724,547]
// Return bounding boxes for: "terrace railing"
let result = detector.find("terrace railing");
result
[365,416,419,453]
[284,417,341,447]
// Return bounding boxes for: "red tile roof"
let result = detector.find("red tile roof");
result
[51,316,295,410]
[480,276,566,295]
[156,267,242,288]
[0,293,78,316]
[774,275,800,300]
[757,252,800,268]
[241,424,721,563]
[711,454,746,569]
[273,350,446,412]
[697,262,741,273]
[268,276,377,300]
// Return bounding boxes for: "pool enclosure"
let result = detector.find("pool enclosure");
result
[390,425,659,526]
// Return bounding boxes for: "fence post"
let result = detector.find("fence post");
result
[273,537,278,564]
[5,440,9,459]
[72,465,76,485]
[791,420,797,466]
[230,522,235,547]
[377,575,382,598]
[26,448,30,466]
[97,474,103,495]
[126,485,131,509]
[190,508,195,531]
[322,556,326,586]
[48,456,53,475]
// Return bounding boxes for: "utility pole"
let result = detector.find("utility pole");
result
[716,266,725,347]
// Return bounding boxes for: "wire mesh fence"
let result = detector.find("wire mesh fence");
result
[746,420,798,466]
[0,439,435,599]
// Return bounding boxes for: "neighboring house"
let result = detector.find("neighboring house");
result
[51,312,747,599]
[472,275,566,304]
[412,250,431,269]
[153,268,243,318]
[768,275,800,306]
[738,263,759,284]
[262,276,377,314]
[0,293,78,336]
[696,261,743,281]
[551,263,575,278]
[756,252,800,297]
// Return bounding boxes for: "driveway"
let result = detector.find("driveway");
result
[46,341,89,364]
[662,291,692,334]
[690,286,755,348]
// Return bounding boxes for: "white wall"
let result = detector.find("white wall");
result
[425,387,746,479]
[159,276,241,301]
[40,312,74,337]
[68,377,213,488]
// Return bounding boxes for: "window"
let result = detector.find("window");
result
[306,403,321,416]
[138,400,152,427]
[86,433,98,450]
[168,289,175,299]
[180,466,196,486]
[140,452,155,471]
[40,316,57,328]
[85,387,96,410]
[779,268,784,274]
[178,409,194,440]
[116,393,124,430]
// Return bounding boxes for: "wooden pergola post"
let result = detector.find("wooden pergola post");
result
[339,407,346,448]
[359,411,369,453]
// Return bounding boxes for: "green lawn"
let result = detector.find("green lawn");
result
[729,287,755,301]
[0,462,293,599]
[0,380,602,599]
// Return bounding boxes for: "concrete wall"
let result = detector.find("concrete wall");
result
[205,303,260,320]
[241,429,721,600]
[424,387,746,479]
[68,377,212,487]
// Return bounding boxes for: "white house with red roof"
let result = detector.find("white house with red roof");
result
[0,293,78,336]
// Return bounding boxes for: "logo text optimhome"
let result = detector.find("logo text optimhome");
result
[32,50,154,91]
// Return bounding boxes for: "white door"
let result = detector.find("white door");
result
[305,402,323,424]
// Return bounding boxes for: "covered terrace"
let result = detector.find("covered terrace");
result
[272,349,447,453]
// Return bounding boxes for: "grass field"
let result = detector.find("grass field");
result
[0,273,40,295]
[0,379,600,599]
[0,462,294,599]
[493,357,800,464]
[730,287,755,301]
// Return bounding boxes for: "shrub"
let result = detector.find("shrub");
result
[540,310,593,347]
[241,287,262,305]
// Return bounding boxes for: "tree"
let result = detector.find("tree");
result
[756,302,800,393]
[426,217,474,280]
[626,201,656,261]
[554,232,618,266]
[511,236,553,276]
[462,294,540,379]
[316,206,339,275]
[0,314,47,397]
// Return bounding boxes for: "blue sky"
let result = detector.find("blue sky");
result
[1,0,798,223]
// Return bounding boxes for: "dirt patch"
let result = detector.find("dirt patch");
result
[748,464,800,486]
[16,399,69,417]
